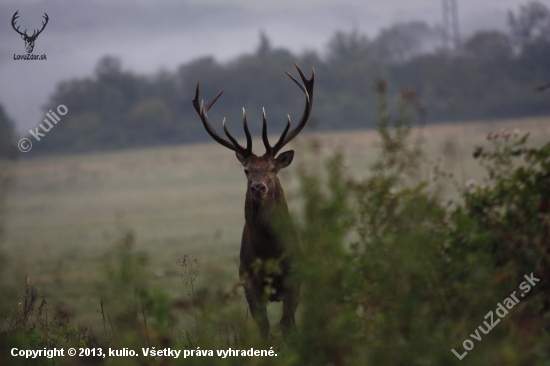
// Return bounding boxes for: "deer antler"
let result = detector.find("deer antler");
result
[11,11,49,40]
[192,82,253,158]
[262,62,315,156]
[11,11,26,37]
[31,13,49,39]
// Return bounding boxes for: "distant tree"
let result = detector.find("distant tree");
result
[67,113,102,135]
[373,21,437,63]
[507,2,550,91]
[257,31,272,56]
[327,27,372,64]
[44,112,102,153]
[508,1,550,50]
[126,98,172,126]
[26,8,550,156]
[463,31,513,61]
[95,55,123,82]
[0,104,16,160]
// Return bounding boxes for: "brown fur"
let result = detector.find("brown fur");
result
[237,152,301,341]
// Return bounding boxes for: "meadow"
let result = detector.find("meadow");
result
[3,116,550,322]
[1,113,550,365]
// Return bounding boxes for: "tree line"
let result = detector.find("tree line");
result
[3,1,549,156]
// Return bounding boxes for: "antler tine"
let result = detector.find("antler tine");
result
[271,115,291,154]
[284,71,306,94]
[11,11,25,36]
[192,81,250,155]
[223,114,249,156]
[223,109,250,155]
[35,13,49,36]
[223,118,245,152]
[261,108,272,156]
[271,62,315,155]
[263,107,291,157]
[242,108,253,156]
[191,82,201,113]
[205,89,224,112]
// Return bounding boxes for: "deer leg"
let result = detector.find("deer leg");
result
[244,283,270,342]
[280,282,300,340]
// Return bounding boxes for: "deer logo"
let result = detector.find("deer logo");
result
[11,10,49,54]
[192,63,314,341]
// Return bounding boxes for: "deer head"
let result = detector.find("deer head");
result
[12,11,49,54]
[192,63,315,200]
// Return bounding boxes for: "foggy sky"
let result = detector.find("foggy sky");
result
[0,0,533,133]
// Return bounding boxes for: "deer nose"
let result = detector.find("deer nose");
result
[250,183,267,196]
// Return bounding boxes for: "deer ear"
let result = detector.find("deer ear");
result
[276,150,294,169]
[236,152,247,166]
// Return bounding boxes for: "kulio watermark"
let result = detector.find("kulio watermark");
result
[18,104,68,152]
[451,272,540,360]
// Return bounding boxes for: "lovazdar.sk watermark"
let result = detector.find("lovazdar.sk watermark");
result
[451,272,540,360]
[14,54,47,60]
[18,104,68,152]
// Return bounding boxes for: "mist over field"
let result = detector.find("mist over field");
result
[0,0,539,133]
[0,0,548,156]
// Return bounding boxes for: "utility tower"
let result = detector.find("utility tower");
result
[441,0,461,53]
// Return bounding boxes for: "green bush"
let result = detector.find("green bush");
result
[288,80,550,365]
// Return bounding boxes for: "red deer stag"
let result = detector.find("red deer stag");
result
[192,63,314,341]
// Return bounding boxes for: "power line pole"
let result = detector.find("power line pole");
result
[442,0,461,54]
[442,0,450,54]
[450,0,461,51]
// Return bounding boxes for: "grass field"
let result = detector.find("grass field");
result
[2,115,550,328]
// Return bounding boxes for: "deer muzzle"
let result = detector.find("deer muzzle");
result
[250,183,267,197]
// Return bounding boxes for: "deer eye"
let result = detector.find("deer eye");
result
[271,168,276,174]
[244,169,249,175]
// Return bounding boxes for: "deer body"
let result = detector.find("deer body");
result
[239,156,301,340]
[192,63,314,341]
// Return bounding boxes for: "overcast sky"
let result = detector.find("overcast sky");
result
[0,0,534,133]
